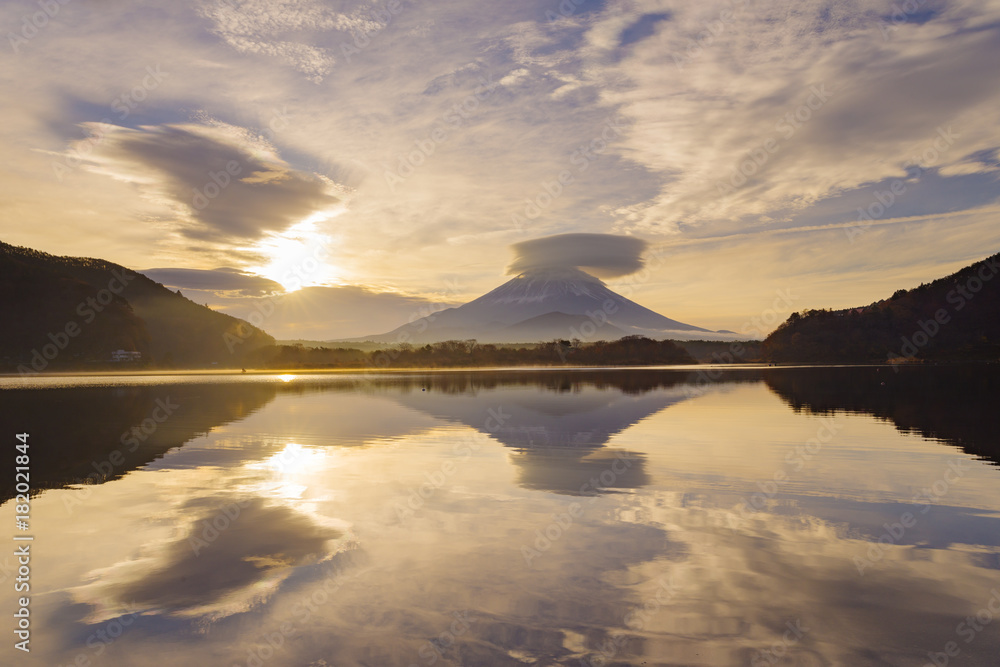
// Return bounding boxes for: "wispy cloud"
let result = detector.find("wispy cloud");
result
[600,0,1000,233]
[197,0,383,82]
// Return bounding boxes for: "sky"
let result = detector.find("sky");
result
[1,0,999,339]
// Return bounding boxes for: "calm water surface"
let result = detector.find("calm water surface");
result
[1,366,999,666]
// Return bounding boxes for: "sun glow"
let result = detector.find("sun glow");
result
[246,441,343,502]
[245,210,343,292]
[262,442,327,476]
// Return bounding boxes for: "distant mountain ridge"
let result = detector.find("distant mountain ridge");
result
[339,267,726,344]
[763,252,1000,363]
[0,241,273,370]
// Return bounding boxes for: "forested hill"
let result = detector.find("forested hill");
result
[0,241,273,370]
[245,335,696,369]
[763,252,1000,363]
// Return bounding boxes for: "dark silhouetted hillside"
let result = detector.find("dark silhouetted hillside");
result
[0,241,274,370]
[0,382,282,500]
[764,365,1000,467]
[763,253,1000,363]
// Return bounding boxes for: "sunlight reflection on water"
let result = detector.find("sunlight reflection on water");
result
[2,366,999,666]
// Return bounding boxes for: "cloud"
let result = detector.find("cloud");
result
[140,267,284,296]
[197,0,383,83]
[601,0,1000,233]
[506,233,649,278]
[75,123,341,242]
[75,497,341,616]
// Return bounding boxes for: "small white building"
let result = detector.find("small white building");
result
[111,349,142,362]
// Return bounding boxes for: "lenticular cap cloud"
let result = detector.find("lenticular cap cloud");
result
[507,233,649,278]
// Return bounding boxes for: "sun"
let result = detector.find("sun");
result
[245,210,343,292]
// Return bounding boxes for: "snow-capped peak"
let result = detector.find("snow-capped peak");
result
[475,267,606,305]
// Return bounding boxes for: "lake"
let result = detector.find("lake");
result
[2,366,999,666]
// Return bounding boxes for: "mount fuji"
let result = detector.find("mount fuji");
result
[341,267,731,344]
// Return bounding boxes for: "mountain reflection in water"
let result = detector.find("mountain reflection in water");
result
[1,366,999,666]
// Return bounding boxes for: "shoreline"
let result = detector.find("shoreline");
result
[2,360,996,381]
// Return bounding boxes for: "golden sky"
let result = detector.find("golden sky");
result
[2,0,999,337]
